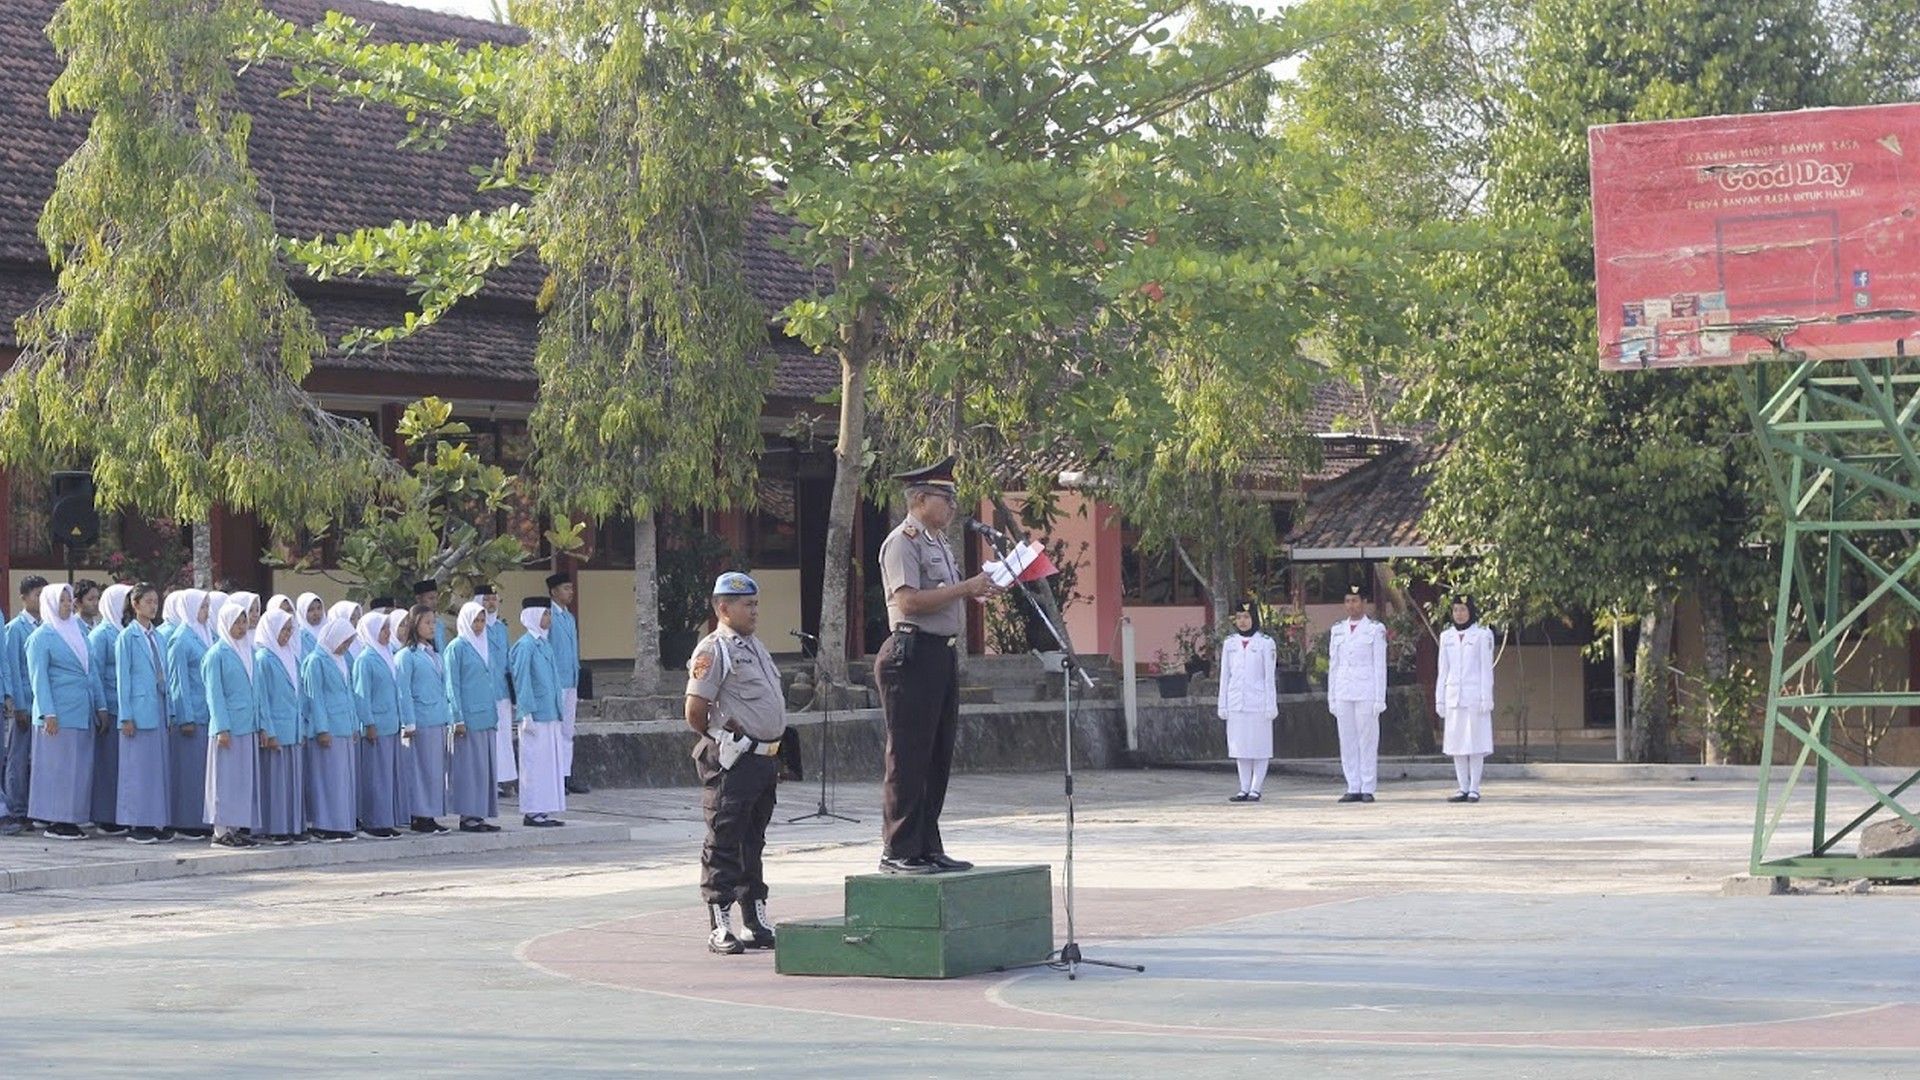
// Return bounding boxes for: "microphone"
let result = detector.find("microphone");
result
[789,630,820,643]
[963,517,1012,545]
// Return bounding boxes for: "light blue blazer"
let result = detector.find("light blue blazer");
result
[88,622,122,715]
[167,630,212,728]
[26,627,107,727]
[115,622,169,731]
[443,638,497,732]
[510,635,561,723]
[6,614,38,710]
[254,649,303,745]
[485,619,510,702]
[203,641,259,737]
[396,645,450,730]
[352,650,410,737]
[548,605,580,692]
[300,651,359,740]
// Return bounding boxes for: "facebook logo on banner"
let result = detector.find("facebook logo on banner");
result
[1853,270,1871,288]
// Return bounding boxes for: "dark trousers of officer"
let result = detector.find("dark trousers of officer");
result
[875,631,959,860]
[694,739,778,906]
[3,713,32,819]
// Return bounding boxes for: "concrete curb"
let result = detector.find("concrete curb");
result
[0,821,632,894]
[1263,758,1917,785]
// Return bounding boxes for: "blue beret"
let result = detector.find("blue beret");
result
[712,572,759,597]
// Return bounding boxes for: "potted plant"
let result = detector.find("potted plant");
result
[1173,623,1213,678]
[1272,604,1311,693]
[1150,650,1191,698]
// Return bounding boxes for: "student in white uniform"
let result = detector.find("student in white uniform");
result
[1216,599,1278,803]
[1436,595,1496,803]
[1327,583,1387,803]
[511,599,566,828]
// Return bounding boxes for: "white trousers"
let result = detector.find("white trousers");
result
[493,700,516,781]
[1453,754,1486,795]
[560,688,578,777]
[1235,758,1269,796]
[1332,701,1380,794]
[517,718,566,816]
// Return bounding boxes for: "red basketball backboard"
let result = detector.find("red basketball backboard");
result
[1590,103,1920,371]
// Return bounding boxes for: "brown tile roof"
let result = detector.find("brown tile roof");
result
[1285,439,1440,554]
[0,0,830,395]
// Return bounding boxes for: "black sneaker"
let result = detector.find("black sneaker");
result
[96,823,129,836]
[409,817,440,834]
[1360,793,1376,803]
[459,818,489,833]
[0,818,24,836]
[1228,792,1253,803]
[1448,791,1471,803]
[157,828,178,843]
[270,834,295,846]
[738,899,777,950]
[127,827,163,845]
[314,830,348,844]
[177,827,212,839]
[212,832,254,848]
[1337,793,1363,803]
[878,855,937,875]
[708,904,746,955]
[44,822,86,841]
[926,853,974,872]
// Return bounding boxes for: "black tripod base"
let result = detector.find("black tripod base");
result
[787,799,858,824]
[995,939,1146,980]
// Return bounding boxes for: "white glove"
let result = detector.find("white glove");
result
[715,729,748,771]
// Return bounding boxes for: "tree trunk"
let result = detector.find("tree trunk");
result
[1206,475,1233,631]
[1630,587,1678,763]
[816,328,872,689]
[630,510,661,698]
[191,513,213,588]
[1697,579,1732,765]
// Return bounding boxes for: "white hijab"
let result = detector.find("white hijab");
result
[327,600,363,627]
[457,601,488,665]
[268,593,295,618]
[215,603,253,679]
[230,591,262,620]
[100,583,133,631]
[357,611,396,672]
[180,589,213,646]
[319,617,356,680]
[297,592,326,630]
[162,591,184,629]
[519,606,549,640]
[40,583,90,669]
[256,608,301,687]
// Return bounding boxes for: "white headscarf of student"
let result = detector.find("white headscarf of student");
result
[229,591,262,619]
[40,583,91,669]
[256,608,300,687]
[162,591,184,630]
[456,601,488,665]
[519,606,550,640]
[267,593,295,619]
[100,583,133,631]
[215,602,254,679]
[328,600,363,627]
[206,592,231,640]
[297,592,326,630]
[386,608,414,660]
[319,617,356,680]
[180,589,212,646]
[357,610,397,672]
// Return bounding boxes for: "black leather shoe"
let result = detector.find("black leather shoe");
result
[523,815,565,828]
[926,853,973,873]
[1337,793,1363,803]
[1360,793,1376,803]
[1448,791,1471,803]
[1228,792,1253,802]
[878,855,937,875]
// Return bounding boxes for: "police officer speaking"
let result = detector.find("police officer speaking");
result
[875,457,1003,875]
[685,572,787,955]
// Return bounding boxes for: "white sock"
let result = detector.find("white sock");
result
[1235,759,1255,793]
[1469,755,1485,794]
[1454,755,1471,793]
[1249,758,1269,795]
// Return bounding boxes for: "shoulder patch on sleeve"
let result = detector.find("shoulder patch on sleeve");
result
[903,524,919,540]
[690,650,714,680]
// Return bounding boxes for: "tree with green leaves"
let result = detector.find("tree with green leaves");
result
[1402,0,1838,761]
[1,0,393,586]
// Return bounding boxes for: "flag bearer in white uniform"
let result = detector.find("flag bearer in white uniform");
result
[1327,583,1387,803]
[1436,595,1496,803]
[1216,599,1277,802]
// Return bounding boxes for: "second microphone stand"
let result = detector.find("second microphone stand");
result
[788,631,857,825]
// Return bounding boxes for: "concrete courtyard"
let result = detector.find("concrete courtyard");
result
[0,767,1913,1077]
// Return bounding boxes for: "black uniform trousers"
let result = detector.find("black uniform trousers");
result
[694,738,779,906]
[876,631,959,860]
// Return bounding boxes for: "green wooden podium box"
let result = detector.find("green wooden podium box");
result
[776,864,1053,979]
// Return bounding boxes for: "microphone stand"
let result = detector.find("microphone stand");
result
[788,632,857,825]
[974,525,1143,981]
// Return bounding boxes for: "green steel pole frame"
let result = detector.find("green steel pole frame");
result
[1736,357,1920,881]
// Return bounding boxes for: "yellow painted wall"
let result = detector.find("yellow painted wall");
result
[749,567,803,654]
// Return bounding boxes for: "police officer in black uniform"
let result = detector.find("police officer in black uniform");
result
[686,572,787,955]
[875,457,1002,875]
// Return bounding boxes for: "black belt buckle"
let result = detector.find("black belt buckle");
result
[894,624,918,664]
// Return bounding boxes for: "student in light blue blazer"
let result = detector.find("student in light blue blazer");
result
[544,573,585,795]
[444,600,499,832]
[114,583,172,842]
[352,610,410,838]
[511,599,565,827]
[1,574,49,835]
[165,589,214,838]
[302,618,360,842]
[480,586,515,793]
[87,583,133,835]
[396,604,451,834]
[25,583,108,838]
[254,608,306,845]
[203,603,262,847]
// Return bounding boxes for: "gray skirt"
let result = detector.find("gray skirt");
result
[168,724,210,831]
[306,734,358,833]
[205,731,261,831]
[259,740,305,835]
[90,722,120,825]
[115,725,171,828]
[449,726,498,820]
[27,724,95,826]
[403,726,448,818]
[358,732,405,830]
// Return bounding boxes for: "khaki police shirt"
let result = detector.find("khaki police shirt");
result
[879,516,965,636]
[684,627,787,741]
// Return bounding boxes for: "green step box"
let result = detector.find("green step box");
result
[776,864,1053,979]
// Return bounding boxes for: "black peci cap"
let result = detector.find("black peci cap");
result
[472,583,496,597]
[545,572,571,590]
[522,596,551,609]
[412,579,438,596]
[370,597,396,610]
